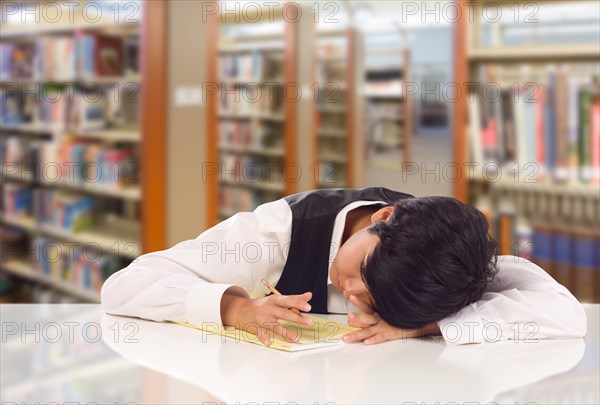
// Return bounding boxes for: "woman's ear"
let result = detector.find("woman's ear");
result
[370,206,394,223]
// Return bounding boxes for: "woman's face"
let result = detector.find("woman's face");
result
[329,206,394,304]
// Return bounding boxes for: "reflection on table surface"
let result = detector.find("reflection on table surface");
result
[1,304,598,404]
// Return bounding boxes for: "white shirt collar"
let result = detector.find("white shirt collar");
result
[327,200,388,284]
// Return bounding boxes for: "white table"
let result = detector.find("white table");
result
[1,304,598,404]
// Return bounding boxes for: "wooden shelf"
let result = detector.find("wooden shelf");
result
[41,180,142,201]
[468,44,600,63]
[316,180,346,188]
[0,20,139,39]
[1,170,141,201]
[219,145,285,157]
[218,46,284,54]
[0,214,140,259]
[0,74,141,85]
[365,92,403,99]
[317,105,346,113]
[0,214,36,231]
[220,180,286,192]
[319,153,348,164]
[69,128,141,143]
[1,124,140,142]
[0,260,101,303]
[367,114,403,122]
[318,128,347,138]
[218,112,284,121]
[470,172,600,199]
[0,123,63,134]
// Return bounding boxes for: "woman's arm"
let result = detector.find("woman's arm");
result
[436,255,587,345]
[101,199,291,326]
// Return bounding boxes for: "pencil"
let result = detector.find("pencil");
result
[261,278,302,315]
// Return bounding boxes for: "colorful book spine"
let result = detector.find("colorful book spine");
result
[573,228,600,303]
[531,223,554,279]
[534,88,546,179]
[544,72,556,175]
[553,227,574,292]
[579,90,592,182]
[590,99,600,184]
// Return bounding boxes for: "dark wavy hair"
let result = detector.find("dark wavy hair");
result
[361,196,499,330]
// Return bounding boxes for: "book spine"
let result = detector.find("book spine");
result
[554,72,569,181]
[553,227,574,293]
[573,229,600,303]
[590,99,600,184]
[567,77,580,181]
[579,90,592,182]
[532,223,554,279]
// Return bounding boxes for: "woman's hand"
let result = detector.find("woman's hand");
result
[221,291,314,346]
[342,294,441,345]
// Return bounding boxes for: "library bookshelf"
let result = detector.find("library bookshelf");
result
[453,0,600,302]
[315,28,365,189]
[364,35,412,170]
[205,3,298,227]
[205,4,367,225]
[0,2,167,303]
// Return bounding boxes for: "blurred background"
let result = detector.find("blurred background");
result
[1,0,599,304]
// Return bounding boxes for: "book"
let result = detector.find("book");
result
[94,34,124,77]
[173,314,360,352]
[590,98,600,184]
[554,71,569,180]
[10,42,36,79]
[553,225,574,293]
[0,43,14,81]
[531,222,555,279]
[573,228,600,303]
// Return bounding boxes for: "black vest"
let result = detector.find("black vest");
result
[275,187,414,314]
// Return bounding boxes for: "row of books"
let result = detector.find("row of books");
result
[218,86,284,116]
[469,69,600,183]
[489,210,599,302]
[367,121,402,150]
[219,187,271,215]
[1,138,52,179]
[366,100,403,118]
[219,121,284,151]
[315,161,346,185]
[317,111,345,132]
[219,153,285,185]
[55,138,138,190]
[32,236,121,293]
[365,69,403,98]
[1,87,121,131]
[2,136,138,190]
[3,183,32,217]
[3,186,95,233]
[219,52,282,82]
[36,189,94,232]
[319,137,347,158]
[0,32,134,81]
